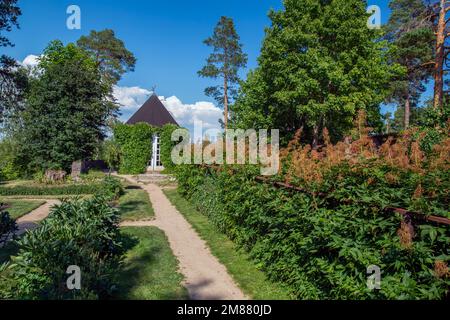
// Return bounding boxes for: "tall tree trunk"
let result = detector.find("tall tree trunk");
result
[312,125,320,149]
[404,93,411,130]
[434,0,446,110]
[224,75,228,130]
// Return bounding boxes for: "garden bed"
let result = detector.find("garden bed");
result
[0,199,46,220]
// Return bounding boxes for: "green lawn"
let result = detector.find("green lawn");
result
[117,187,154,221]
[164,189,294,300]
[0,199,46,220]
[116,227,188,300]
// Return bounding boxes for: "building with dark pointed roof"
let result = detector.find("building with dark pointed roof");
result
[126,94,179,171]
[127,94,179,127]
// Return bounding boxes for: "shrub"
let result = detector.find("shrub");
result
[0,139,22,181]
[0,176,123,197]
[160,124,180,172]
[0,184,101,196]
[114,123,155,174]
[101,139,121,172]
[174,125,450,299]
[0,196,124,300]
[80,170,106,183]
[95,176,124,201]
[0,205,17,246]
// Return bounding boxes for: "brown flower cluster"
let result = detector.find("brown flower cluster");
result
[434,260,449,279]
[281,111,450,185]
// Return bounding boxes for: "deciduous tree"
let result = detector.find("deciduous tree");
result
[233,0,400,145]
[17,41,118,172]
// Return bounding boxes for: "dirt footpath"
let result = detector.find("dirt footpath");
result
[16,200,60,236]
[122,176,247,300]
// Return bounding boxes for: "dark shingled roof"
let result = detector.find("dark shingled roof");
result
[126,94,179,127]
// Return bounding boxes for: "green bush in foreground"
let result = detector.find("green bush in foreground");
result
[0,197,124,300]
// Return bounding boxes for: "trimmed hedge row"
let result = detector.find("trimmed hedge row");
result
[175,164,450,300]
[0,176,124,198]
[0,184,102,196]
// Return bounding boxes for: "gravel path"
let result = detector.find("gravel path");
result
[15,200,60,236]
[121,176,247,300]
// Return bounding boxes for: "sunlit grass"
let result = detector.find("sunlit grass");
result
[116,227,188,300]
[117,187,154,221]
[164,189,293,300]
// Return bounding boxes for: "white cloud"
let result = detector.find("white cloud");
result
[114,85,222,133]
[113,85,152,110]
[21,54,40,67]
[160,95,222,131]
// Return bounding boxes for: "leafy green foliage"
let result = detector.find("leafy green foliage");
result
[176,163,449,299]
[174,126,450,301]
[0,206,17,246]
[0,196,124,300]
[160,124,179,172]
[0,138,21,181]
[114,123,155,174]
[96,176,124,201]
[101,139,122,171]
[232,0,401,143]
[0,177,121,196]
[0,0,23,123]
[15,40,118,173]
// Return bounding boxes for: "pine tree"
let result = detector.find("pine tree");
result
[233,0,400,145]
[77,29,137,86]
[0,0,23,123]
[198,16,247,129]
[384,0,434,130]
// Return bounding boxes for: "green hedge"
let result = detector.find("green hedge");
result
[0,196,124,300]
[0,176,124,198]
[114,123,155,174]
[160,124,180,172]
[175,164,450,300]
[0,184,102,196]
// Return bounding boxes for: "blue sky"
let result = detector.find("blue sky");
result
[3,0,431,129]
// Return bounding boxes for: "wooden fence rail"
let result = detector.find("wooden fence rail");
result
[202,165,450,227]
